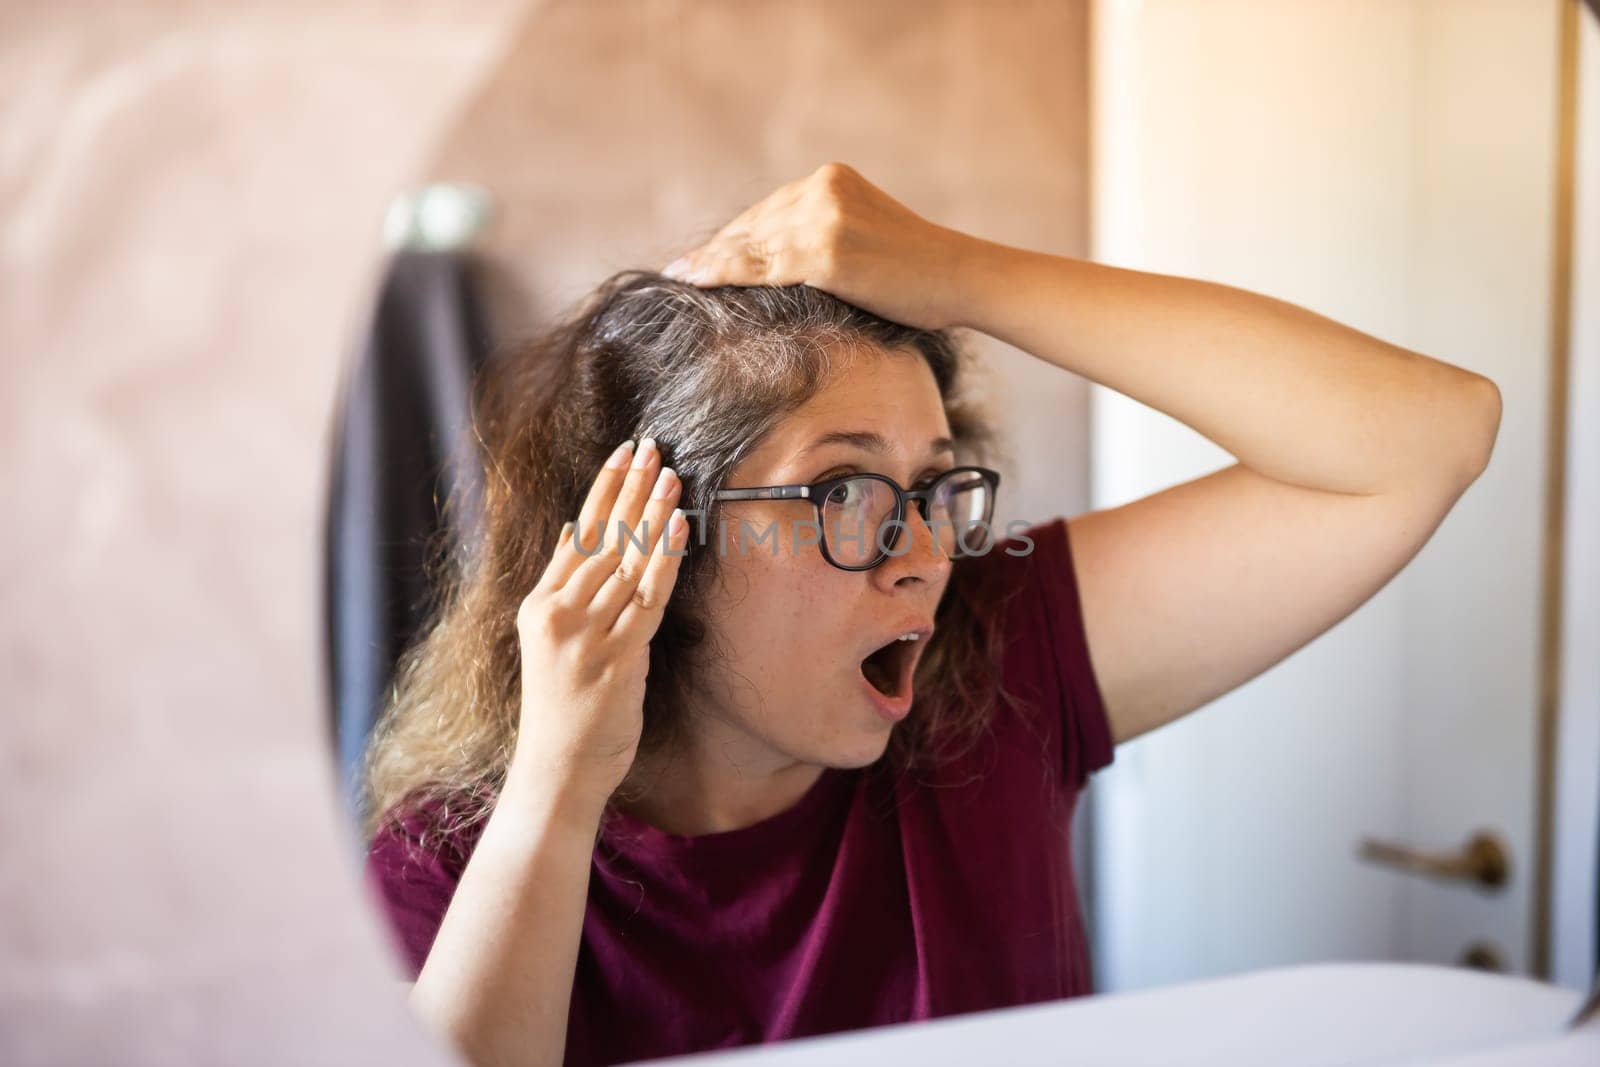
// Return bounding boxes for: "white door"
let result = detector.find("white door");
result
[1086,0,1564,989]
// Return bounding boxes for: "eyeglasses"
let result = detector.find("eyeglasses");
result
[711,465,1001,571]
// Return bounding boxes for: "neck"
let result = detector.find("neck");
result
[616,727,826,836]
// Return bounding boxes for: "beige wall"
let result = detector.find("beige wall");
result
[0,4,522,1062]
[433,0,1096,530]
[0,2,1093,1061]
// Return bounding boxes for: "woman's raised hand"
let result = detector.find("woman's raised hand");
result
[661,162,974,331]
[511,438,689,814]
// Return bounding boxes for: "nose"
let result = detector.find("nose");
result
[872,501,952,587]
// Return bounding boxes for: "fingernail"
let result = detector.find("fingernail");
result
[605,440,634,469]
[663,257,689,278]
[559,520,575,540]
[669,507,687,535]
[631,437,657,469]
[652,466,677,499]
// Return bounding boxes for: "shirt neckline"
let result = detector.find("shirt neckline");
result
[597,764,854,857]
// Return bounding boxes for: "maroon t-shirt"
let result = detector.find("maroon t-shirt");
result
[364,517,1114,1065]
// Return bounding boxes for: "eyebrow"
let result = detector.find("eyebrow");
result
[796,429,955,459]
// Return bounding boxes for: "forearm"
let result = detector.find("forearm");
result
[950,236,1502,496]
[409,767,603,1067]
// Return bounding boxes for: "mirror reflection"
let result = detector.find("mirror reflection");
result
[322,4,1599,1066]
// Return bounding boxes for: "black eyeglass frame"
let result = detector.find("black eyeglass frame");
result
[711,465,1002,572]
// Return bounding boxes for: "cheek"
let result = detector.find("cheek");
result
[714,553,857,676]
[748,558,838,644]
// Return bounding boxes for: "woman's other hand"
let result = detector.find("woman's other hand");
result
[661,162,974,330]
[510,438,689,815]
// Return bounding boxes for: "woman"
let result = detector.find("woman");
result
[362,163,1501,1067]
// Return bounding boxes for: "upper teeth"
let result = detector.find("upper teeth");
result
[898,632,920,641]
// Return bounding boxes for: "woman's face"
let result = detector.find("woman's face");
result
[695,344,957,771]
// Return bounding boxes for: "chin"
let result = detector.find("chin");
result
[831,728,896,769]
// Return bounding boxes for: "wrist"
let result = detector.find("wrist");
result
[501,753,610,832]
[942,231,1030,333]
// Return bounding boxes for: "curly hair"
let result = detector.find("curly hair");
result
[358,270,1026,849]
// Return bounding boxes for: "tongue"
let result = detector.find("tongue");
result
[861,642,898,696]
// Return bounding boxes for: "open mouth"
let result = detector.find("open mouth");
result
[860,633,920,699]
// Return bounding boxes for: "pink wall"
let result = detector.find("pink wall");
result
[0,4,521,1062]
[0,3,1091,1062]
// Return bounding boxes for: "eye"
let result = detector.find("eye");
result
[825,477,870,507]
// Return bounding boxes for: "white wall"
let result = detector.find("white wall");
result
[1087,0,1575,991]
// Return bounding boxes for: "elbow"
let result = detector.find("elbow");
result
[1453,372,1503,488]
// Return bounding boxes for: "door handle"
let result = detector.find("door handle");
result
[1357,830,1510,890]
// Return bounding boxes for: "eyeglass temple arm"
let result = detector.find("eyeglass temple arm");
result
[713,486,812,501]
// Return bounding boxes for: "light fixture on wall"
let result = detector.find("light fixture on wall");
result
[382,182,495,252]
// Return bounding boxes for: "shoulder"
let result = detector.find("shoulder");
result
[956,518,1114,791]
[362,789,491,977]
[954,518,1070,630]
[367,788,490,881]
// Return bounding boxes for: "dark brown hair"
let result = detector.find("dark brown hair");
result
[359,271,1023,846]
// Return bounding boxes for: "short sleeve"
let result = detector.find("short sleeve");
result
[362,802,470,980]
[964,517,1114,791]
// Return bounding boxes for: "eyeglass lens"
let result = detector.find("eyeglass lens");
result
[820,471,993,567]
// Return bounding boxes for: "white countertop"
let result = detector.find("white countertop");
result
[634,963,1596,1066]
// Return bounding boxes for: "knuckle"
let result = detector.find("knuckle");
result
[815,161,853,187]
[519,609,559,646]
[516,589,547,629]
[630,585,657,612]
[595,656,638,690]
[569,645,607,684]
[537,595,582,636]
[564,612,607,647]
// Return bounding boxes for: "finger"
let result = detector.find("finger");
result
[561,439,666,603]
[694,239,806,288]
[664,228,744,282]
[714,178,806,241]
[664,179,807,280]
[573,440,642,553]
[541,439,634,590]
[758,242,808,286]
[663,216,758,279]
[610,506,691,643]
[567,455,671,605]
[588,466,681,623]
